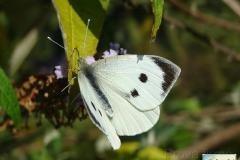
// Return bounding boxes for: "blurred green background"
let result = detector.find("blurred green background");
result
[0,0,240,159]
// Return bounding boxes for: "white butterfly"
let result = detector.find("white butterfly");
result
[77,54,181,150]
[47,18,180,149]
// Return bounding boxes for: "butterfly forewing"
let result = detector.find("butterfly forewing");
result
[91,55,181,111]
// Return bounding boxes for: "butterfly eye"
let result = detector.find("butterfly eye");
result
[139,73,148,83]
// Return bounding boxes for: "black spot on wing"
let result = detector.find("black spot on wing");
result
[131,89,139,97]
[98,109,102,116]
[151,57,176,92]
[91,101,96,111]
[139,73,148,83]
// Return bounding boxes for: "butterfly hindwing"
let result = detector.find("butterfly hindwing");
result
[98,82,160,136]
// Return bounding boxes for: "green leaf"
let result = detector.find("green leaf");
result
[52,0,110,82]
[151,0,164,41]
[0,68,22,127]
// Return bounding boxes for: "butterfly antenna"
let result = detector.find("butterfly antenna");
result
[82,19,91,53]
[47,36,65,49]
[60,77,76,93]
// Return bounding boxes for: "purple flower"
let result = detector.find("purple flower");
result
[102,49,118,58]
[85,56,96,64]
[54,65,64,79]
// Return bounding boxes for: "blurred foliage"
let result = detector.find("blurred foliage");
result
[0,68,22,126]
[151,0,164,41]
[0,0,240,160]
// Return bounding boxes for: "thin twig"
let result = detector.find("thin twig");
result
[210,39,240,61]
[169,0,240,32]
[162,105,240,124]
[164,15,240,61]
[174,122,240,160]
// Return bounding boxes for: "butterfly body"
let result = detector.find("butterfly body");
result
[78,54,180,149]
